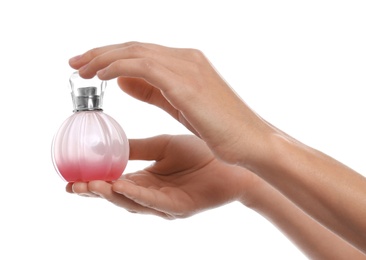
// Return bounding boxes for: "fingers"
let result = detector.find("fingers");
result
[69,41,194,71]
[65,182,73,193]
[68,41,251,165]
[112,180,185,218]
[70,42,193,79]
[67,181,171,218]
[66,182,99,197]
[95,56,184,95]
[68,42,210,133]
[69,42,138,70]
[87,181,164,216]
[76,45,165,79]
[69,42,200,103]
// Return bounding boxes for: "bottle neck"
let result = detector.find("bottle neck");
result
[73,95,102,112]
[72,86,104,112]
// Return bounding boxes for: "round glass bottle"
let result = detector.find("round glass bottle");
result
[52,72,129,182]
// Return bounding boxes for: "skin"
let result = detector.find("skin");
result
[67,135,365,259]
[67,42,366,257]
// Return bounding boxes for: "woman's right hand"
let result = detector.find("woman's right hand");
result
[69,42,274,166]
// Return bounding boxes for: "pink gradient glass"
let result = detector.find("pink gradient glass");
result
[52,72,129,182]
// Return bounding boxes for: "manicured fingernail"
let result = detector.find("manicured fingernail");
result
[79,193,92,197]
[90,190,103,198]
[69,55,82,63]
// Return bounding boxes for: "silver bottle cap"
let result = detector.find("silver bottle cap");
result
[69,72,107,112]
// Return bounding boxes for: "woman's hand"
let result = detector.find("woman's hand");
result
[69,42,274,166]
[67,135,255,219]
[68,42,366,253]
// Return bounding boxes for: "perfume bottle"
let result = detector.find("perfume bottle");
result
[52,72,129,182]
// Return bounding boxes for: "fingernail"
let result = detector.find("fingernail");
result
[79,193,92,197]
[90,191,103,198]
[69,55,82,63]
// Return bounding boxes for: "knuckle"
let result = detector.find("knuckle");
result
[124,41,141,47]
[87,180,103,192]
[89,54,102,66]
[188,48,207,63]
[86,47,102,59]
[139,57,157,71]
[126,42,148,56]
[110,59,124,72]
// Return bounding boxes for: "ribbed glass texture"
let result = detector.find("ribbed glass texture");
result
[52,111,129,182]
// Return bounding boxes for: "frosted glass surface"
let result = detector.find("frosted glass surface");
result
[52,111,129,182]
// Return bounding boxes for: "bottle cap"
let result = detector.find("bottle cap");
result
[69,71,107,112]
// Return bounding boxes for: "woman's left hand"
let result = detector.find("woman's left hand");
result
[66,135,255,219]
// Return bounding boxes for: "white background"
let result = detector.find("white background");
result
[1,1,365,259]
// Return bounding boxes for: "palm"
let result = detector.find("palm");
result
[68,135,251,219]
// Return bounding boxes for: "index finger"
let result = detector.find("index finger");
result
[69,41,187,70]
[69,42,137,69]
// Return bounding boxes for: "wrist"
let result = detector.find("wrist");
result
[237,132,295,206]
[236,127,283,172]
[237,172,265,208]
